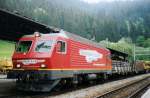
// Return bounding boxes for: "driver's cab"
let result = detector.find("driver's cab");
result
[12,32,68,70]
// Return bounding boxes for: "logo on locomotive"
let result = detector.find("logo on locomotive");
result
[79,49,103,63]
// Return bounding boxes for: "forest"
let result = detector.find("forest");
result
[0,0,149,60]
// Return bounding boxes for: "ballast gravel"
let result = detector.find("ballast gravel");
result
[50,74,150,98]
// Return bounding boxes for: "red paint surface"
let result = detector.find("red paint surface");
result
[12,33,112,71]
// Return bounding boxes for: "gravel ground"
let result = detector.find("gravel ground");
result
[50,74,150,98]
[0,74,16,97]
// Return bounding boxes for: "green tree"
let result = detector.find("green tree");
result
[143,38,150,47]
[136,36,145,46]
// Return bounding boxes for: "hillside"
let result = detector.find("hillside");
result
[0,0,149,60]
[0,0,149,47]
[0,40,15,58]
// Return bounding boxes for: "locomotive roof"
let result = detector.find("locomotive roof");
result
[64,31,109,51]
[23,30,109,51]
[65,31,129,57]
[23,31,130,56]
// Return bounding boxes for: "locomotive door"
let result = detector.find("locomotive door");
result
[56,41,67,69]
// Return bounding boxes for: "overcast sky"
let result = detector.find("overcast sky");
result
[82,0,134,4]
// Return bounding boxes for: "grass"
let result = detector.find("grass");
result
[0,40,15,58]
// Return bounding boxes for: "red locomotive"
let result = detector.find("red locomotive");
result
[7,29,144,92]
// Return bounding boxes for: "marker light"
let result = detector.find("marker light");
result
[34,32,41,37]
[16,64,21,68]
[41,64,46,68]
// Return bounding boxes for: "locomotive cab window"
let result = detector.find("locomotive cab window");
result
[57,41,66,53]
[35,40,53,52]
[16,41,32,53]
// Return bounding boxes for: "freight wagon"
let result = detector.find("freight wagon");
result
[144,61,150,73]
[0,58,13,74]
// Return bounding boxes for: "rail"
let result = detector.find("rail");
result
[95,76,150,98]
[128,82,150,98]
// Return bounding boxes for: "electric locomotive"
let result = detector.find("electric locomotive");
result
[7,30,112,92]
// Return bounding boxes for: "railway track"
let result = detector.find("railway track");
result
[95,76,150,98]
[0,74,150,98]
[0,81,97,98]
[128,82,150,98]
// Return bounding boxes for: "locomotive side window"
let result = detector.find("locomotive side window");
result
[16,41,32,53]
[57,41,66,53]
[35,40,53,52]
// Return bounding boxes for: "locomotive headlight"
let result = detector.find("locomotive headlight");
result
[34,32,41,37]
[16,64,21,68]
[40,64,46,68]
